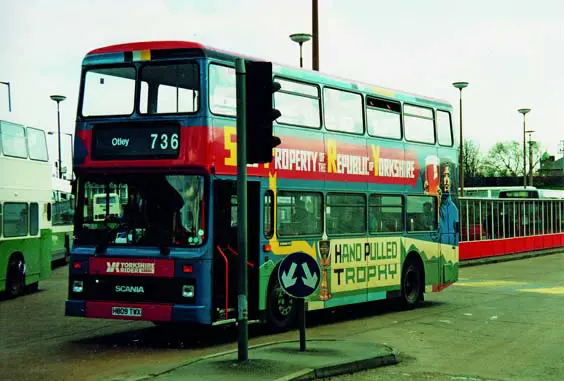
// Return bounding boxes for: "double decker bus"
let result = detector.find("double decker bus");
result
[92,193,121,221]
[51,177,74,263]
[66,41,459,329]
[1,120,52,298]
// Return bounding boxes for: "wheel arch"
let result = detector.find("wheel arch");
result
[403,250,426,289]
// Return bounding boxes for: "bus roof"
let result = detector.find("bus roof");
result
[85,40,451,109]
[464,186,538,191]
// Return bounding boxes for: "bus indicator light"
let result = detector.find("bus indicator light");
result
[182,264,193,273]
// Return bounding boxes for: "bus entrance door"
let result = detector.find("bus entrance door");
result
[212,179,260,322]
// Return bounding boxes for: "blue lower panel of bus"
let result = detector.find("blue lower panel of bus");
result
[170,305,208,323]
[66,300,86,316]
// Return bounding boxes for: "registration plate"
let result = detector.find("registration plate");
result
[112,306,142,317]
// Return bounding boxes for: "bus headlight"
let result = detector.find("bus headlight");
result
[182,285,195,298]
[72,280,84,293]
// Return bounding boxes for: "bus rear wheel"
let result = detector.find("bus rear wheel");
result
[6,256,25,298]
[400,258,424,309]
[266,278,296,331]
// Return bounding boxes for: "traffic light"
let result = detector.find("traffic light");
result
[245,61,282,164]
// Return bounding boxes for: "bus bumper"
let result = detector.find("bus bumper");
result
[66,300,86,317]
[65,300,210,323]
[431,282,454,292]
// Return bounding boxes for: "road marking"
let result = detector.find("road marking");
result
[455,280,525,287]
[519,287,564,295]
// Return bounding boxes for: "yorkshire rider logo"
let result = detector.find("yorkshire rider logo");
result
[106,261,155,274]
[317,240,332,301]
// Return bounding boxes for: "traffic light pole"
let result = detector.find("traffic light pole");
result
[235,58,249,362]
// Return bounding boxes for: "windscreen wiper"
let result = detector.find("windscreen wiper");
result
[94,222,126,254]
[94,230,112,254]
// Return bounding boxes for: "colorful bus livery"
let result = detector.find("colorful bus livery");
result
[67,41,459,329]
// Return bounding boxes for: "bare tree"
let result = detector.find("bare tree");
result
[482,140,543,177]
[463,139,483,178]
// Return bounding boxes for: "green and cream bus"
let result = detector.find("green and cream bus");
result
[0,120,52,298]
[51,177,74,264]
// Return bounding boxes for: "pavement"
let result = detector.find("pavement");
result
[139,339,399,381]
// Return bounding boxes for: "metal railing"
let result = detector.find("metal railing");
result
[460,197,564,242]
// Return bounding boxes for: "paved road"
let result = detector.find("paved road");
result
[327,253,564,381]
[1,253,563,381]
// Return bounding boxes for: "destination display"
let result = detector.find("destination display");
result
[92,122,180,160]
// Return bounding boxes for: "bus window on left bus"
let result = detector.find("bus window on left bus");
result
[1,122,28,158]
[3,203,29,237]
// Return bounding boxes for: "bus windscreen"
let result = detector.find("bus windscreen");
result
[81,62,200,117]
[76,174,205,248]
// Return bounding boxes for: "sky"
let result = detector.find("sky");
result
[1,0,563,171]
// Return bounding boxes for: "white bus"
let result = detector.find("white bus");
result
[0,120,52,298]
[51,177,74,263]
[463,186,538,198]
[92,193,121,221]
[498,188,564,199]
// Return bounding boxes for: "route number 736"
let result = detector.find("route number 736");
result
[150,133,179,150]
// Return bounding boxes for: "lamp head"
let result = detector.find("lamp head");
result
[452,81,469,89]
[289,33,312,44]
[518,108,531,115]
[50,95,66,102]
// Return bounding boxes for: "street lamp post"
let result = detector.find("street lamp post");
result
[452,82,469,197]
[518,108,531,188]
[289,33,312,68]
[0,81,11,112]
[526,129,535,187]
[50,95,66,179]
[312,0,319,71]
[48,131,73,179]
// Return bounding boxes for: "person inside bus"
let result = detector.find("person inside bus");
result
[121,189,143,226]
[137,178,184,246]
[422,202,435,231]
[293,197,317,235]
[137,202,164,246]
[369,208,380,233]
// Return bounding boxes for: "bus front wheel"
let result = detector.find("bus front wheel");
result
[400,258,424,309]
[6,255,26,298]
[266,278,296,331]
